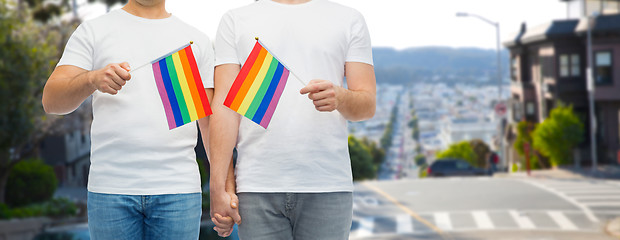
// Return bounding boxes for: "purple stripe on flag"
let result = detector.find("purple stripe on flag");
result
[152,63,176,130]
[259,68,289,128]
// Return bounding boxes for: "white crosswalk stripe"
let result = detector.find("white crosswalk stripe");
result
[350,210,596,238]
[433,212,452,231]
[509,210,535,229]
[472,211,494,229]
[396,214,413,233]
[548,211,578,230]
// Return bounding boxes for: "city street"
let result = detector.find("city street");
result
[350,177,620,240]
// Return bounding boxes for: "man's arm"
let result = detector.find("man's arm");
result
[300,62,376,121]
[209,64,242,226]
[42,63,131,115]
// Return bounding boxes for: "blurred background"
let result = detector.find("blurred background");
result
[1,0,620,239]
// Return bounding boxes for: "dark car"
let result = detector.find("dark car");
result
[426,158,490,177]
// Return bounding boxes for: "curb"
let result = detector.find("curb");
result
[606,217,620,239]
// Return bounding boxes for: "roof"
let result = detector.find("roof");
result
[521,20,579,44]
[575,14,620,34]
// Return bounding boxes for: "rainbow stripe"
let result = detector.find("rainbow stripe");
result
[224,41,289,129]
[152,43,212,130]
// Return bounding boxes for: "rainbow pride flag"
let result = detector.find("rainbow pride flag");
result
[224,40,290,129]
[152,42,212,130]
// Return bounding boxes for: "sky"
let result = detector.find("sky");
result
[78,0,569,50]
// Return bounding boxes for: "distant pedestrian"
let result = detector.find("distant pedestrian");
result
[489,152,499,173]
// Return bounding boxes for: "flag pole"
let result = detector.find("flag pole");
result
[129,41,194,74]
[255,37,308,86]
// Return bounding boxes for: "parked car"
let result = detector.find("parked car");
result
[426,158,490,177]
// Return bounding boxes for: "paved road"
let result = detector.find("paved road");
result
[351,177,620,240]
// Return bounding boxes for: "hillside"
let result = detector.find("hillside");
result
[372,47,510,85]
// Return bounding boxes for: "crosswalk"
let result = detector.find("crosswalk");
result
[350,178,620,239]
[350,210,600,238]
[524,178,620,220]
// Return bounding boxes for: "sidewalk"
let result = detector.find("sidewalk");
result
[494,164,620,180]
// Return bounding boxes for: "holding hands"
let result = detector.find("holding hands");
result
[211,191,241,237]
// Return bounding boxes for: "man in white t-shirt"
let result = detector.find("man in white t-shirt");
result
[208,0,376,239]
[42,0,220,239]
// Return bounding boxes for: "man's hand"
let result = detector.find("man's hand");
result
[210,190,241,237]
[88,62,131,95]
[299,79,345,112]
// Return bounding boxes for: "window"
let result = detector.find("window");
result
[511,56,519,81]
[526,102,535,116]
[571,54,580,76]
[560,55,569,77]
[559,54,580,77]
[595,51,613,85]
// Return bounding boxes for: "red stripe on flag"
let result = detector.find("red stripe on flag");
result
[185,45,212,116]
[224,41,263,107]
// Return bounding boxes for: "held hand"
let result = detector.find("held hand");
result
[210,191,241,236]
[299,79,344,112]
[88,62,131,95]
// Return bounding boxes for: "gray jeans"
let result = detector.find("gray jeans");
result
[237,192,353,240]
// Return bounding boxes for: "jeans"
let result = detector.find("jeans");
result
[87,191,202,240]
[237,192,353,240]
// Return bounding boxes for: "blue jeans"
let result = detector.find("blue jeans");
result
[87,191,202,240]
[237,192,353,240]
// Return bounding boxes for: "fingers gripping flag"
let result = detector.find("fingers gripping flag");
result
[224,40,290,129]
[151,42,212,130]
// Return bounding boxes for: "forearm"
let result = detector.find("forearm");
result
[337,87,376,122]
[225,159,236,193]
[208,105,239,194]
[42,69,95,115]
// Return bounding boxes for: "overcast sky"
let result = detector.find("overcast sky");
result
[79,0,569,50]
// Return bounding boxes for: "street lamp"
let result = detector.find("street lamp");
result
[586,12,599,172]
[456,12,504,167]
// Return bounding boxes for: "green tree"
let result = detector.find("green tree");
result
[6,159,57,207]
[349,136,376,180]
[414,154,426,166]
[532,105,584,167]
[435,141,477,166]
[87,0,128,12]
[469,139,490,168]
[361,137,385,168]
[513,121,542,169]
[0,1,61,203]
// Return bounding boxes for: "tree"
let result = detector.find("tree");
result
[435,141,477,166]
[532,105,584,167]
[0,1,61,203]
[414,154,426,166]
[469,139,490,168]
[361,137,385,168]
[349,136,376,180]
[87,0,127,12]
[513,120,543,169]
[6,159,58,207]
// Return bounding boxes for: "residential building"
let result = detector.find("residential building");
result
[504,0,620,167]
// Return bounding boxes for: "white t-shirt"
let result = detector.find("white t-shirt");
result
[215,0,373,193]
[57,9,214,195]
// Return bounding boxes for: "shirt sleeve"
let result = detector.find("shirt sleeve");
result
[214,10,239,66]
[346,9,374,66]
[56,23,94,71]
[197,35,215,89]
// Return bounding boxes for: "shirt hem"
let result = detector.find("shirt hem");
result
[236,186,354,193]
[88,186,202,195]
